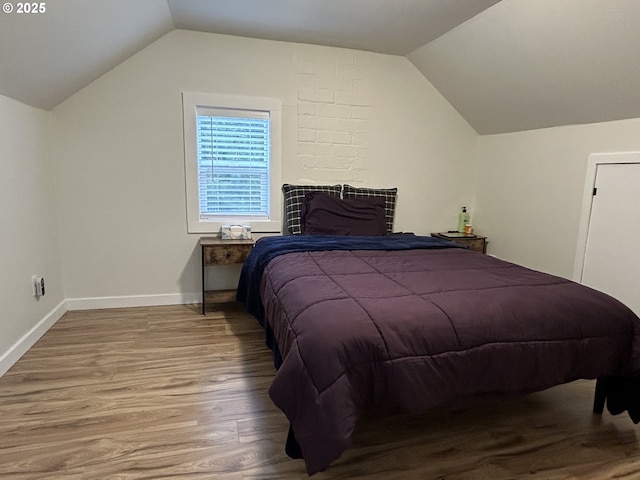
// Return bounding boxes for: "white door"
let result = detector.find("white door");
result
[581,162,640,316]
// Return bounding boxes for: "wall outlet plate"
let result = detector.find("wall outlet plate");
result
[32,276,45,297]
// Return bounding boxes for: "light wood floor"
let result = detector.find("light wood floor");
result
[1,304,639,479]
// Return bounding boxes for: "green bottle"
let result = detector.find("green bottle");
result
[458,206,470,233]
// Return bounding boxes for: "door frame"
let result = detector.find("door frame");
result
[573,151,640,282]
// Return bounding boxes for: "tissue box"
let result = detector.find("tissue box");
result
[220,225,252,240]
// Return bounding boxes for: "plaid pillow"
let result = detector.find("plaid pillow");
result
[342,185,397,234]
[282,184,342,234]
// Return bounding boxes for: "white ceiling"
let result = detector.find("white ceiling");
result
[1,0,639,134]
[0,0,174,110]
[409,0,640,134]
[168,0,500,56]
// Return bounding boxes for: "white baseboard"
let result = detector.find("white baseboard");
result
[0,293,202,378]
[0,300,67,377]
[65,292,201,311]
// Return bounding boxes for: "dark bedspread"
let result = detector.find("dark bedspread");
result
[237,234,462,327]
[237,235,640,475]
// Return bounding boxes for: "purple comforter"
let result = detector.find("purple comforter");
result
[241,236,640,475]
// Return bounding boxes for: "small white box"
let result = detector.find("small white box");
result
[220,225,252,240]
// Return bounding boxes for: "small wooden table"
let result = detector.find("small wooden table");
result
[200,237,255,315]
[431,232,487,254]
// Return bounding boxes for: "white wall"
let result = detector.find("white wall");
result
[474,117,640,277]
[50,30,477,303]
[0,94,65,375]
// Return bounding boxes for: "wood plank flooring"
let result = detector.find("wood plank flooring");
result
[0,304,639,479]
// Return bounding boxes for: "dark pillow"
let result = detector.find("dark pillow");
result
[342,185,397,234]
[282,184,342,235]
[301,192,387,236]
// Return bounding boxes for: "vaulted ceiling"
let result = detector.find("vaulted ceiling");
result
[1,0,639,134]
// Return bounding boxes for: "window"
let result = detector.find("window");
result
[196,108,270,218]
[183,92,282,234]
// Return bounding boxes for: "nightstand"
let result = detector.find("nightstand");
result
[200,237,255,315]
[431,232,487,254]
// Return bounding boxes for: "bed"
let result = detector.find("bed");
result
[236,186,640,475]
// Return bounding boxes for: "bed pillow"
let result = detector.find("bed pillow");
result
[301,192,387,236]
[282,184,342,235]
[342,185,397,234]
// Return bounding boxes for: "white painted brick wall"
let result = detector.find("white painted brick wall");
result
[297,128,317,142]
[294,49,371,183]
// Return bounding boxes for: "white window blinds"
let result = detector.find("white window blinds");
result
[196,107,271,220]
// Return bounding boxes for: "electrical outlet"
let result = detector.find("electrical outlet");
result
[32,276,45,297]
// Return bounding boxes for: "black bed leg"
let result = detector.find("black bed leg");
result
[285,424,303,459]
[593,377,608,414]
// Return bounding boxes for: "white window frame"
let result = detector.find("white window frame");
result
[182,91,282,234]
